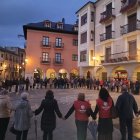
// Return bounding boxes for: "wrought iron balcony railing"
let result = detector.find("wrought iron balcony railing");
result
[120,0,137,13]
[121,20,140,35]
[53,59,64,65]
[40,58,51,64]
[53,42,64,49]
[100,8,115,23]
[100,31,115,42]
[41,41,52,48]
[100,50,140,64]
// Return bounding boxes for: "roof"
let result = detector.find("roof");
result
[23,20,78,39]
[0,47,19,56]
[76,1,95,14]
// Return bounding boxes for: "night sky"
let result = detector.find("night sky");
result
[0,0,94,48]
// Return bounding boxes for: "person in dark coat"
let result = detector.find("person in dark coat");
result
[34,90,62,140]
[116,85,139,140]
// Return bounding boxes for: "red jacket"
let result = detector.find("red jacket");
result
[74,100,91,121]
[96,97,112,118]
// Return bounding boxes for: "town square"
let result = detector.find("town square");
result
[0,0,140,140]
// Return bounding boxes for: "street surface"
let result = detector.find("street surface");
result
[5,88,140,140]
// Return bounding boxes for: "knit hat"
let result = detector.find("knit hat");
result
[21,92,29,100]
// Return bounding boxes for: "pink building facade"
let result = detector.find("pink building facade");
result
[23,19,79,79]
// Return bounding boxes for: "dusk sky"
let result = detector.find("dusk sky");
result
[0,0,94,48]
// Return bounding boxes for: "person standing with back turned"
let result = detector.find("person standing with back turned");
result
[116,85,139,140]
[34,90,62,140]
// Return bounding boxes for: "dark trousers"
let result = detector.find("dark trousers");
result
[0,117,10,140]
[119,118,133,140]
[43,130,53,140]
[75,120,88,140]
[16,130,28,140]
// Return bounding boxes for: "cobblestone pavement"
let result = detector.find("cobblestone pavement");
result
[5,88,140,140]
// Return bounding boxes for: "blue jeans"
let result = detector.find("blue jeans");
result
[75,120,88,140]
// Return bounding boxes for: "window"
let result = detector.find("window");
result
[42,52,49,61]
[81,32,87,44]
[91,31,94,41]
[81,13,87,26]
[72,54,78,61]
[105,47,111,62]
[55,38,62,47]
[43,37,49,46]
[1,54,3,58]
[44,21,51,28]
[55,53,61,63]
[57,23,63,29]
[128,40,137,60]
[91,12,94,22]
[74,26,78,31]
[73,39,78,46]
[80,50,87,62]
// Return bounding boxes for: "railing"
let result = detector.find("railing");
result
[100,50,140,64]
[121,20,140,35]
[120,0,137,12]
[53,59,64,65]
[41,41,51,48]
[100,31,115,42]
[40,58,51,64]
[100,8,115,23]
[53,42,64,49]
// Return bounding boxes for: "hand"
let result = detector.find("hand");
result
[62,117,66,120]
[135,113,139,117]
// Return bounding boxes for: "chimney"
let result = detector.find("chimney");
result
[62,18,65,24]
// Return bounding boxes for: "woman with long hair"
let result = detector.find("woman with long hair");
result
[92,88,113,140]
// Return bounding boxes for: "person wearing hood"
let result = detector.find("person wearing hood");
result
[34,90,62,140]
[0,88,12,140]
[14,92,33,140]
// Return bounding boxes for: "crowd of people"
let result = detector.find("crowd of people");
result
[0,78,140,140]
[2,76,140,95]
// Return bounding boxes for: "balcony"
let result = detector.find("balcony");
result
[53,42,64,49]
[40,58,51,64]
[100,8,115,23]
[100,31,115,42]
[41,41,51,48]
[53,59,64,65]
[120,0,137,13]
[121,20,140,35]
[100,50,140,64]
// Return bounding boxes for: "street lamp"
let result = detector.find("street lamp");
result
[25,58,28,63]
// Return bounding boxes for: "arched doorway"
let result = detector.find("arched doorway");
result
[96,67,107,80]
[70,69,79,78]
[33,68,43,79]
[58,69,68,78]
[111,66,128,80]
[132,66,140,81]
[46,69,56,79]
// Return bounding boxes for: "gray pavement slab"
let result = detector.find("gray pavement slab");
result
[5,88,140,140]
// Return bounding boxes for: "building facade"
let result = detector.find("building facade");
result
[77,0,140,81]
[76,2,95,78]
[23,19,79,79]
[0,47,25,80]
